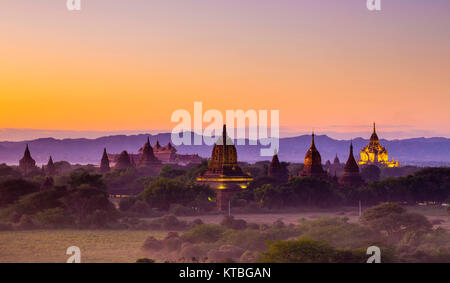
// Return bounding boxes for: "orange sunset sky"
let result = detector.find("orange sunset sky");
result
[0,0,449,141]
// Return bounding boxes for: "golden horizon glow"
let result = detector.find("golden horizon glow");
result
[1,1,449,137]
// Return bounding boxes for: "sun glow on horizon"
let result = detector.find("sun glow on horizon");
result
[1,0,449,139]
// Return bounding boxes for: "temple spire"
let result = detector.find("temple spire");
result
[373,122,376,134]
[350,140,354,156]
[223,124,227,146]
[24,144,31,157]
[100,148,110,173]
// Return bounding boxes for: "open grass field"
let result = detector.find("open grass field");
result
[0,230,166,263]
[0,206,447,263]
[178,206,450,230]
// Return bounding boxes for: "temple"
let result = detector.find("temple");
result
[45,156,56,176]
[299,133,328,179]
[268,152,289,183]
[358,123,400,168]
[19,145,38,174]
[197,125,253,211]
[339,142,364,187]
[115,150,133,170]
[137,138,162,173]
[100,148,111,173]
[108,139,202,166]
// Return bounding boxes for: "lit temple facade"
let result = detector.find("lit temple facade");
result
[197,125,253,211]
[358,123,400,168]
[299,133,329,179]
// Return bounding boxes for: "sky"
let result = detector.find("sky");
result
[0,0,449,141]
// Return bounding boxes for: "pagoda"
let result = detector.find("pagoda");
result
[138,138,162,172]
[298,133,328,179]
[19,145,38,174]
[268,152,289,183]
[358,123,399,168]
[152,141,177,163]
[339,142,364,187]
[115,150,133,170]
[100,148,111,173]
[333,154,340,166]
[197,125,253,211]
[45,156,56,176]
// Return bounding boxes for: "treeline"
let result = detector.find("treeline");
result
[0,163,215,229]
[0,162,448,230]
[0,171,116,229]
[233,167,450,209]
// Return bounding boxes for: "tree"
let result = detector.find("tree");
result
[61,185,115,226]
[0,179,40,207]
[361,202,432,242]
[14,188,66,215]
[159,165,186,179]
[35,207,73,227]
[68,170,106,190]
[254,184,283,209]
[141,178,214,211]
[260,239,365,263]
[361,165,381,182]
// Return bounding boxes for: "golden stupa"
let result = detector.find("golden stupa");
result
[358,123,399,168]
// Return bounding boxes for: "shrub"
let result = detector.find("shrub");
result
[170,204,195,216]
[260,239,366,263]
[297,217,383,249]
[221,229,269,250]
[182,224,227,243]
[142,236,163,251]
[35,208,73,227]
[136,258,155,263]
[162,233,182,251]
[119,197,136,212]
[220,215,247,230]
[87,209,118,228]
[207,245,245,262]
[147,214,188,230]
[191,219,204,226]
[129,200,151,215]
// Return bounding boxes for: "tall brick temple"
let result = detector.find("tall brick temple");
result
[197,125,253,211]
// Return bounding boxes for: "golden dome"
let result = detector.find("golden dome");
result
[299,133,327,178]
[304,133,322,166]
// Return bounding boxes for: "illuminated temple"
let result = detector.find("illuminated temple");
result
[197,125,253,211]
[299,133,328,179]
[358,123,399,168]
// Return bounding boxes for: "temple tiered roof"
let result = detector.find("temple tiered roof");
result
[100,148,110,173]
[299,133,328,179]
[19,145,37,174]
[359,123,399,168]
[339,142,364,187]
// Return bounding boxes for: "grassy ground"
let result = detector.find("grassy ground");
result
[0,230,165,263]
[0,206,447,263]
[177,206,449,231]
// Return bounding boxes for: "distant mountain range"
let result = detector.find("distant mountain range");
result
[1,133,450,166]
